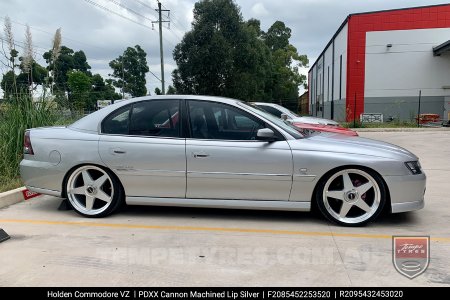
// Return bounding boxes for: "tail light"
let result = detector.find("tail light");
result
[24,130,34,155]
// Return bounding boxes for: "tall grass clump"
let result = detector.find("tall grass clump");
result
[0,96,59,191]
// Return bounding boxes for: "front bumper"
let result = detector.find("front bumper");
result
[383,173,426,213]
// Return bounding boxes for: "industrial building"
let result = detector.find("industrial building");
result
[308,4,450,122]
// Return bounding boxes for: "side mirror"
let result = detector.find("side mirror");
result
[256,128,276,141]
[280,113,289,121]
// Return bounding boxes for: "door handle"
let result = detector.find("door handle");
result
[111,148,126,154]
[193,152,209,158]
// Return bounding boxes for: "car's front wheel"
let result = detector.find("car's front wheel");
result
[66,165,123,217]
[316,168,386,226]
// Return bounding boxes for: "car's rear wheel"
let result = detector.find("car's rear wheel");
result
[316,168,386,226]
[66,165,123,217]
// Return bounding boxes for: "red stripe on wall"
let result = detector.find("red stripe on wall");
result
[346,4,450,121]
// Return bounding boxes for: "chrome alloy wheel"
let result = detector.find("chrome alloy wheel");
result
[322,169,381,224]
[66,166,114,216]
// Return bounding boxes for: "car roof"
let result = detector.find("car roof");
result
[69,95,243,133]
[252,102,279,107]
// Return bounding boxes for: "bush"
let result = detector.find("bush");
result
[0,96,72,191]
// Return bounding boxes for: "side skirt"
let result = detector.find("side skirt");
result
[126,197,311,212]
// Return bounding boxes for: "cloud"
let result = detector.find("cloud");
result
[251,3,269,17]
[0,0,448,98]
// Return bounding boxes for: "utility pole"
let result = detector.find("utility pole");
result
[121,59,125,99]
[152,1,170,94]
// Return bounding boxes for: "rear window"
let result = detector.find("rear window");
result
[102,105,130,135]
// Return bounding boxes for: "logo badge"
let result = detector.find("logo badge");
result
[393,236,430,279]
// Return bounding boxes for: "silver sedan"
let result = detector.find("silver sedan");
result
[20,95,426,226]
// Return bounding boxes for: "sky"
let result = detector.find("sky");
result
[0,0,448,98]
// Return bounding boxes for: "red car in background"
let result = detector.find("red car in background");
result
[253,102,358,136]
[291,121,358,136]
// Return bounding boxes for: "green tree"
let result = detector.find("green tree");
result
[67,70,92,111]
[109,45,149,97]
[18,59,48,92]
[264,21,291,51]
[154,87,162,95]
[1,60,48,101]
[166,85,176,95]
[2,17,19,98]
[43,46,91,94]
[172,0,271,101]
[89,74,122,108]
[247,18,263,38]
[263,21,308,110]
[1,71,23,100]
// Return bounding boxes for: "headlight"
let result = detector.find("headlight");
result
[405,161,422,175]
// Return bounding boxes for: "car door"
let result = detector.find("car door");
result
[99,99,186,198]
[186,100,293,201]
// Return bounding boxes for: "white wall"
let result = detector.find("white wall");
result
[309,22,348,112]
[333,23,348,100]
[309,63,315,113]
[316,56,324,103]
[323,44,333,102]
[365,28,450,97]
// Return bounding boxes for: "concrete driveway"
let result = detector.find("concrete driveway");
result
[0,130,449,286]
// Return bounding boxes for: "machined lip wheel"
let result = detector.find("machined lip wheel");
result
[66,166,114,216]
[322,169,381,225]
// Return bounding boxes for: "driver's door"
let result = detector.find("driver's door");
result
[185,100,293,201]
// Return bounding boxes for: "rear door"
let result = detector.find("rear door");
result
[99,100,186,198]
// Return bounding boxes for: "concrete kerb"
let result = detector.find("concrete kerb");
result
[0,187,27,209]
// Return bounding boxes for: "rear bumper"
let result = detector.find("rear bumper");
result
[20,159,63,197]
[383,173,426,213]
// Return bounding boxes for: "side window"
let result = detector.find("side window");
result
[129,100,180,137]
[188,100,264,140]
[102,105,130,135]
[258,105,283,118]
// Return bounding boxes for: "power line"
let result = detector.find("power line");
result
[105,0,155,23]
[0,35,46,58]
[1,15,162,76]
[160,2,185,30]
[80,1,176,57]
[148,69,161,82]
[129,0,159,19]
[1,6,167,90]
[82,0,152,30]
[0,35,103,71]
[0,16,109,53]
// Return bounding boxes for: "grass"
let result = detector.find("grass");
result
[0,177,22,193]
[0,95,77,192]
